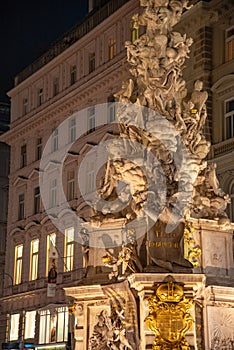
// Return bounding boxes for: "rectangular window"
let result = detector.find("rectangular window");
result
[89,52,95,73]
[108,95,116,122]
[67,171,75,201]
[25,311,36,339]
[131,28,139,42]
[30,239,39,281]
[87,161,95,193]
[46,233,57,276]
[34,186,40,214]
[21,144,27,168]
[18,193,25,220]
[56,307,69,342]
[39,310,50,344]
[226,27,234,62]
[53,77,59,96]
[52,128,58,152]
[23,98,28,115]
[36,137,42,160]
[108,38,117,60]
[38,88,43,106]
[50,179,57,208]
[69,118,76,143]
[70,65,77,85]
[225,99,234,139]
[64,227,74,271]
[88,106,95,133]
[9,314,20,341]
[14,244,23,285]
[39,307,68,344]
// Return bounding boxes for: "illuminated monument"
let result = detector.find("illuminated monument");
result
[64,1,234,349]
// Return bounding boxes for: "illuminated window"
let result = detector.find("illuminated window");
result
[86,161,95,193]
[21,144,27,168]
[34,186,40,214]
[18,193,25,220]
[70,65,77,85]
[23,98,28,115]
[39,310,51,344]
[39,307,68,344]
[38,88,43,106]
[9,314,20,341]
[130,19,139,42]
[226,27,234,62]
[67,171,75,201]
[52,128,58,152]
[88,106,95,133]
[108,38,117,60]
[25,311,36,339]
[57,307,69,342]
[30,239,39,281]
[50,179,57,208]
[46,233,56,276]
[53,77,59,96]
[69,117,76,143]
[64,227,74,271]
[225,99,234,139]
[14,244,23,285]
[36,137,42,160]
[131,27,139,42]
[89,52,95,73]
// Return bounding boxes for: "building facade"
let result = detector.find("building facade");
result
[0,103,10,297]
[0,0,233,349]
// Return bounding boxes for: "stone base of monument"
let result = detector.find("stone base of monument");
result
[65,272,234,350]
[65,218,234,349]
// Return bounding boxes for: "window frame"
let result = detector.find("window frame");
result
[9,313,20,341]
[50,178,57,208]
[67,170,75,201]
[46,232,57,276]
[34,186,40,214]
[108,38,117,60]
[228,181,234,222]
[53,77,59,97]
[39,307,68,344]
[69,117,76,143]
[52,128,59,152]
[29,238,39,281]
[89,52,95,73]
[64,227,74,272]
[18,192,25,220]
[70,65,77,85]
[108,95,116,122]
[87,106,95,133]
[25,311,36,339]
[226,26,234,62]
[21,144,27,168]
[14,244,23,285]
[23,97,28,116]
[36,137,43,160]
[38,88,43,106]
[86,161,95,193]
[224,98,234,140]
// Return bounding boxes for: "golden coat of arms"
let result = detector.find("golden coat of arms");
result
[146,277,193,350]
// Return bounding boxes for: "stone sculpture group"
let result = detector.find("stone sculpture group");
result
[91,0,230,274]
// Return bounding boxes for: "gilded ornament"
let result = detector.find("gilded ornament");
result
[146,277,193,350]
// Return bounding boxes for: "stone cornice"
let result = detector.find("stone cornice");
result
[1,54,125,145]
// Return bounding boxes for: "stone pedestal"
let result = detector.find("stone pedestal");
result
[190,218,234,280]
[128,273,206,350]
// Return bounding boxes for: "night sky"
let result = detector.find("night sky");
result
[0,1,88,103]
